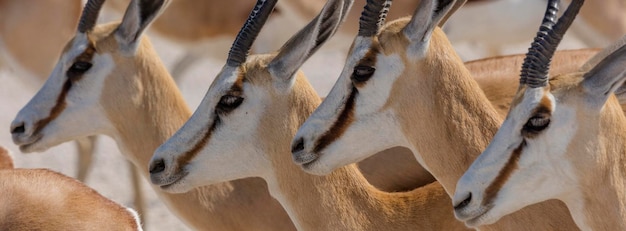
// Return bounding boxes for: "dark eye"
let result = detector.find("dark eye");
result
[216,95,244,113]
[351,65,375,83]
[67,61,92,79]
[522,114,550,135]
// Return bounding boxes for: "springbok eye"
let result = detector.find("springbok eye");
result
[217,95,244,113]
[67,61,92,79]
[522,114,550,135]
[351,65,375,83]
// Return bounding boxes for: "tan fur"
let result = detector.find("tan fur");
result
[526,72,626,230]
[81,23,296,231]
[371,19,580,230]
[0,168,141,230]
[0,146,14,170]
[218,55,471,231]
[469,48,600,116]
[0,1,146,220]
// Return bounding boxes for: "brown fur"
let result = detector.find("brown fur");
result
[175,120,217,171]
[513,70,626,229]
[0,146,14,170]
[80,23,297,231]
[239,56,470,230]
[369,18,580,230]
[314,88,356,153]
[468,48,600,116]
[0,168,140,230]
[484,141,524,207]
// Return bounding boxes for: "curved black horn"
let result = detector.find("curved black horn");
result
[358,0,392,37]
[520,0,585,88]
[78,0,106,33]
[226,0,278,67]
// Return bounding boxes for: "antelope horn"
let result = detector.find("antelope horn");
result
[78,0,106,33]
[227,0,278,67]
[520,0,584,88]
[358,0,392,37]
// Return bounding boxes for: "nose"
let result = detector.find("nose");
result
[149,158,166,174]
[291,138,305,154]
[10,121,26,135]
[454,192,472,211]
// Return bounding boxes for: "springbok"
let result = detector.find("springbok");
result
[291,0,584,229]
[454,0,626,230]
[0,146,142,231]
[0,0,145,217]
[148,0,471,230]
[8,0,297,230]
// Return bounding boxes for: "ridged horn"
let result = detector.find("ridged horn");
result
[520,0,585,88]
[358,0,392,37]
[77,0,106,33]
[226,0,278,67]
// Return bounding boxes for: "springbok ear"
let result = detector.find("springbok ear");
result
[438,0,466,27]
[268,0,353,83]
[582,44,626,104]
[115,0,170,54]
[403,0,457,44]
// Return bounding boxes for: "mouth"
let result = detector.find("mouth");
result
[460,206,493,227]
[14,134,43,153]
[156,171,189,192]
[293,152,319,166]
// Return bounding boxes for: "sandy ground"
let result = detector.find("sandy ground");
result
[0,16,591,231]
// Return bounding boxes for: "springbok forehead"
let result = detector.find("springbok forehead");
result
[60,33,94,64]
[344,37,377,71]
[509,87,554,120]
[206,66,245,98]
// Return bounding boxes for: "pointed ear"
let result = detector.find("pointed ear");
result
[268,0,353,83]
[582,44,626,104]
[438,0,466,27]
[403,0,457,44]
[115,0,170,54]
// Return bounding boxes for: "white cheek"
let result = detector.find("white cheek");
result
[56,54,115,136]
[356,54,404,114]
[190,86,271,182]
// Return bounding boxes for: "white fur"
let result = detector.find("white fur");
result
[293,37,411,175]
[453,89,580,227]
[150,65,271,193]
[12,35,113,152]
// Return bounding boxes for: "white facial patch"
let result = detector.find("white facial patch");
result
[152,65,273,190]
[12,33,116,152]
[355,53,404,115]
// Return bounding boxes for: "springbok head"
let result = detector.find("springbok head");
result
[148,0,353,193]
[451,0,608,227]
[10,0,171,153]
[291,0,466,175]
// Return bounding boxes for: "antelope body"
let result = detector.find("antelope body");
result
[9,0,297,230]
[0,146,142,231]
[292,0,582,230]
[149,0,469,230]
[0,1,145,218]
[454,0,626,230]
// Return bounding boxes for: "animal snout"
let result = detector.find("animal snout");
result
[291,137,305,154]
[454,192,472,211]
[149,158,166,174]
[10,121,27,135]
